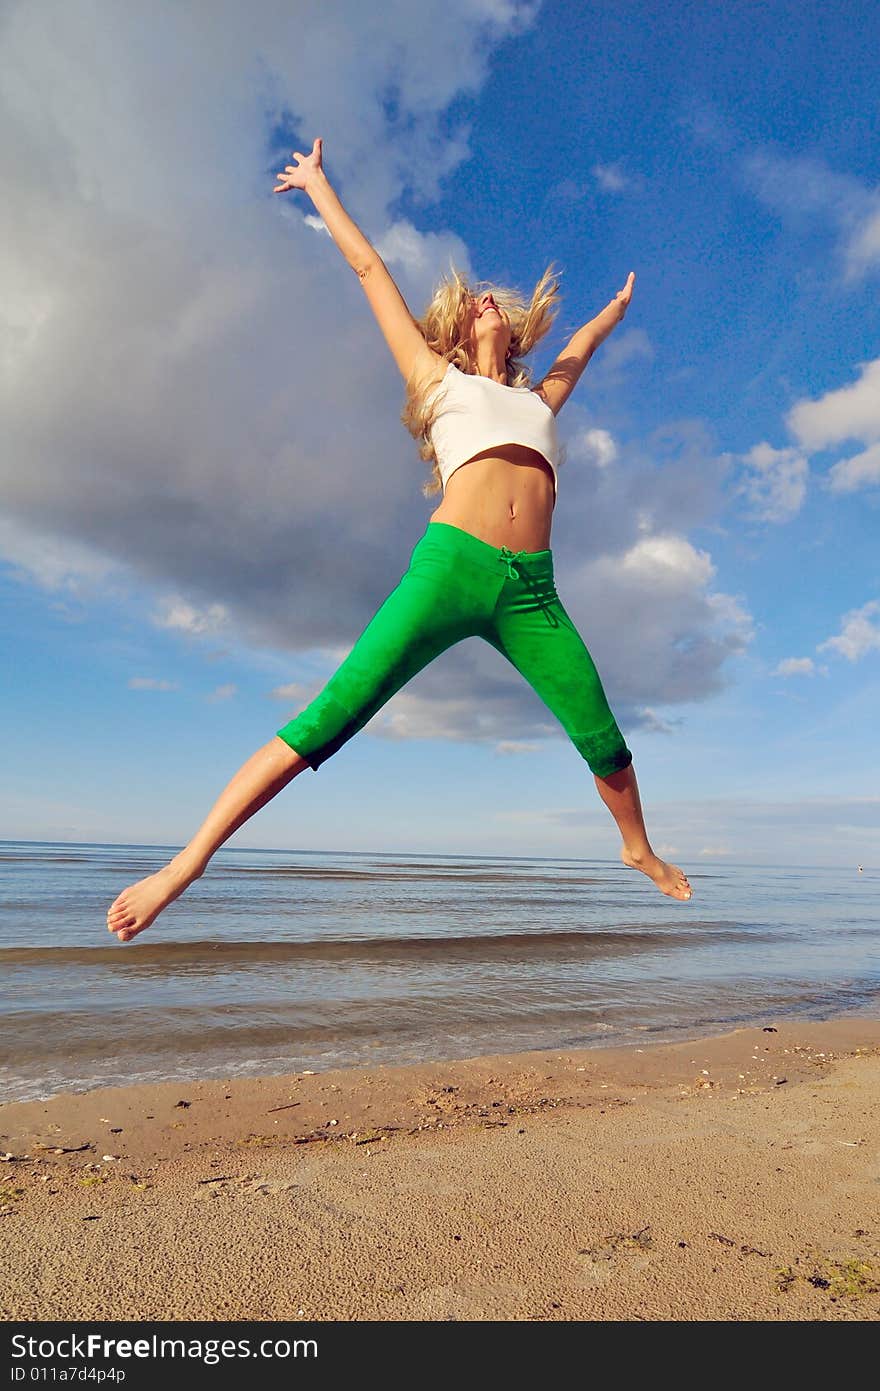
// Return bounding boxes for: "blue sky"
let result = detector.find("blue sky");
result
[1,0,878,867]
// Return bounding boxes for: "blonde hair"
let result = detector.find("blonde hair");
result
[401,263,562,496]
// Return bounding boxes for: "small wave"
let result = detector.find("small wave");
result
[0,920,765,970]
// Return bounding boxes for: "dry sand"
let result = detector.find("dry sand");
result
[2,1016,879,1321]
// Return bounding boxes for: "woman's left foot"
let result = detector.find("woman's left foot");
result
[106,856,204,943]
[621,848,692,900]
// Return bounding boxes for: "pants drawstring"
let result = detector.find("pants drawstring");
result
[498,545,527,580]
[498,546,561,629]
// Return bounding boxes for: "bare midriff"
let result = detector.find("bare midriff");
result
[428,444,555,551]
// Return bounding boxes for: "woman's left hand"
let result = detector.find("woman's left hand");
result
[614,271,635,317]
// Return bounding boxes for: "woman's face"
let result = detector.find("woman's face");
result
[467,290,512,359]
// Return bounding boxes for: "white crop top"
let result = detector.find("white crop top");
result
[427,362,561,497]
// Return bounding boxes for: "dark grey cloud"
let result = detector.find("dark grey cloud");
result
[1,0,752,752]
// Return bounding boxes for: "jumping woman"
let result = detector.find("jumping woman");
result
[107,137,692,944]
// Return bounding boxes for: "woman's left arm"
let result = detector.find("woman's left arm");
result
[535,272,635,416]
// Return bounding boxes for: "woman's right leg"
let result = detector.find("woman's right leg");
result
[108,528,479,942]
[107,738,310,942]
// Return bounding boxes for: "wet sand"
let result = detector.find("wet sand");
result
[2,1016,879,1321]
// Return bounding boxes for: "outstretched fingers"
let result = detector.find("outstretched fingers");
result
[273,137,323,194]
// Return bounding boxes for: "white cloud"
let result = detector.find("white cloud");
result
[620,534,714,588]
[128,677,179,691]
[303,214,330,236]
[375,219,473,297]
[152,598,230,637]
[735,442,808,523]
[705,590,753,632]
[846,205,880,280]
[572,428,617,469]
[561,534,753,709]
[207,683,237,702]
[773,657,816,677]
[585,327,654,382]
[0,517,120,597]
[738,357,880,506]
[495,740,540,755]
[817,599,880,663]
[827,441,880,494]
[787,357,880,452]
[592,163,629,193]
[742,149,880,282]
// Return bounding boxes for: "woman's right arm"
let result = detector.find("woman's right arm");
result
[275,139,442,386]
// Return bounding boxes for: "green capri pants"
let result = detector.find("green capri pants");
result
[276,521,633,779]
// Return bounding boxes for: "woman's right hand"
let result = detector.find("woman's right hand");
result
[273,136,323,194]
[614,271,635,317]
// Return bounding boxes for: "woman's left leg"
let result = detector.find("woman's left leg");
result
[487,561,692,901]
[591,762,692,900]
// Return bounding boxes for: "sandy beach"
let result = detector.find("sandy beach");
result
[2,1015,879,1321]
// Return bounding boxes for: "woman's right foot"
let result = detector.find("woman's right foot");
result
[621,847,692,900]
[106,856,205,943]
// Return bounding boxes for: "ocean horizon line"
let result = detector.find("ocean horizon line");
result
[0,837,869,873]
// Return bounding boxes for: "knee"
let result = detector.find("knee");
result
[275,687,363,772]
[570,727,633,778]
[270,734,312,775]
